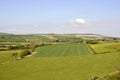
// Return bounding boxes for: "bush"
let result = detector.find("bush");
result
[9,46,20,49]
[19,50,32,58]
[86,40,99,44]
[11,52,18,61]
[8,45,30,50]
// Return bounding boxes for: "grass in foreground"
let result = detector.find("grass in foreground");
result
[0,53,120,80]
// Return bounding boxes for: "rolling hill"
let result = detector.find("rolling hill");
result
[0,32,118,42]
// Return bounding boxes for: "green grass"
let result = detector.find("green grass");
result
[0,50,23,63]
[0,53,120,80]
[35,43,94,57]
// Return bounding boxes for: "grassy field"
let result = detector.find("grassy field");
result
[0,53,120,80]
[35,43,94,57]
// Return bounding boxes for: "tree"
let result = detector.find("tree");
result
[29,40,39,52]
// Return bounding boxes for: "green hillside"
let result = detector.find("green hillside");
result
[0,32,11,35]
[0,33,109,42]
[20,35,53,42]
[0,35,26,42]
[21,34,83,42]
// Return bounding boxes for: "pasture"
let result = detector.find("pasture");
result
[35,43,94,57]
[0,53,120,80]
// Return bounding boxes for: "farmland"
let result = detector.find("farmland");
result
[91,41,120,54]
[35,43,94,57]
[0,33,120,80]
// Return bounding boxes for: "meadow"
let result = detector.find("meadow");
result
[0,52,119,80]
[35,43,94,57]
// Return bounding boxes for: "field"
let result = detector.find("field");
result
[91,41,120,54]
[0,34,120,80]
[0,53,120,80]
[35,43,94,57]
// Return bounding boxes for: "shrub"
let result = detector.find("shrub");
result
[19,50,32,58]
[86,40,99,44]
[11,52,18,61]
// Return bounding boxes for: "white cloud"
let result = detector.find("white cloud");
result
[73,18,87,25]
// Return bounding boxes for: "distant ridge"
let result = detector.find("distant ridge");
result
[0,32,119,42]
[0,32,13,35]
[0,32,26,42]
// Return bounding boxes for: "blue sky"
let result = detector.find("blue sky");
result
[0,0,120,37]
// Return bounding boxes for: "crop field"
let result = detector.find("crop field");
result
[35,43,94,57]
[91,41,120,54]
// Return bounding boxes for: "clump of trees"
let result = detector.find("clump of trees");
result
[86,40,99,44]
[11,49,32,61]
[19,49,32,59]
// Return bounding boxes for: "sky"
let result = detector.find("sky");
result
[0,0,120,37]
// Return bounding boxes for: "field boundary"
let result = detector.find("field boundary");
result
[87,44,96,54]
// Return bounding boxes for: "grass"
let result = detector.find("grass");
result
[35,43,94,57]
[0,53,120,80]
[0,50,24,63]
